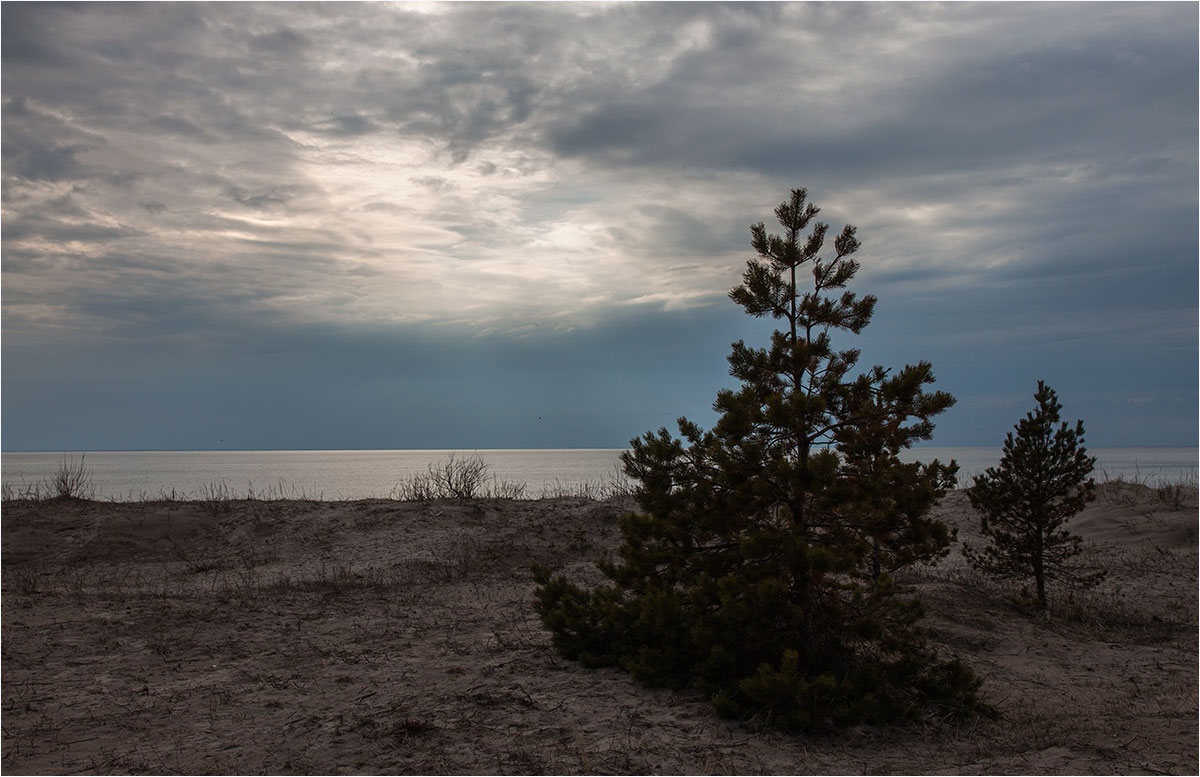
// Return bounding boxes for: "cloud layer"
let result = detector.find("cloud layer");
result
[3,2,1196,450]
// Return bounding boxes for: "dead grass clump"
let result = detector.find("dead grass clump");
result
[537,464,635,500]
[913,536,1197,639]
[1079,540,1186,578]
[485,479,529,500]
[199,482,233,514]
[900,555,1158,632]
[49,454,95,500]
[1155,479,1197,510]
[260,562,431,597]
[1052,586,1188,641]
[1,480,46,503]
[217,552,478,604]
[1099,470,1198,510]
[392,453,528,501]
[2,454,95,503]
[2,561,45,597]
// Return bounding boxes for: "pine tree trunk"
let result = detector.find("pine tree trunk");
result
[789,261,806,471]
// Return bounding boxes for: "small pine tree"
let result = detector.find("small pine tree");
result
[964,381,1103,609]
[533,188,984,732]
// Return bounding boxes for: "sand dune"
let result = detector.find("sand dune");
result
[2,483,1196,774]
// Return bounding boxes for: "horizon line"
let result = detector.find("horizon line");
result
[3,444,1196,455]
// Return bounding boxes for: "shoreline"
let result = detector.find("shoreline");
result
[3,472,1196,507]
[4,447,1196,505]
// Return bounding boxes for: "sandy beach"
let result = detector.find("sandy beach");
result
[2,482,1196,774]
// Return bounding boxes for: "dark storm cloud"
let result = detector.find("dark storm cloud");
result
[249,26,308,56]
[545,4,1195,186]
[148,115,212,142]
[1,2,78,67]
[313,114,376,136]
[2,2,1195,451]
[1,100,105,181]
[352,57,541,160]
[629,204,748,258]
[224,185,301,211]
[2,140,92,182]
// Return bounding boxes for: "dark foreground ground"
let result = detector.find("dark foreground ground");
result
[2,483,1196,774]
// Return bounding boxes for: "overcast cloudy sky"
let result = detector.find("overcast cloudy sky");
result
[2,2,1196,452]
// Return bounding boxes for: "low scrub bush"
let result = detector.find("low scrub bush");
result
[50,453,95,500]
[2,454,96,502]
[392,452,527,501]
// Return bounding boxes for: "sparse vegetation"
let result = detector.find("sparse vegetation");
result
[1,480,43,503]
[390,452,529,500]
[199,481,233,513]
[1,480,1194,773]
[2,455,638,507]
[387,452,635,502]
[50,453,95,500]
[964,381,1104,609]
[1,453,96,502]
[1154,474,1197,510]
[536,472,634,501]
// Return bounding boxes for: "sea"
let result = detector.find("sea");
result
[1,447,1196,502]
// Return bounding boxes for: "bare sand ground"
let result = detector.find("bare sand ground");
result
[2,483,1196,775]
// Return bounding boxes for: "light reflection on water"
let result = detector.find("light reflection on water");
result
[900,447,1197,488]
[2,447,1195,501]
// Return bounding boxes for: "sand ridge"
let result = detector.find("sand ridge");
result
[2,483,1196,774]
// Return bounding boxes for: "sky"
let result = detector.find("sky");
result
[2,1,1197,452]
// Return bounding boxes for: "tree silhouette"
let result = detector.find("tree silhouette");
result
[964,381,1102,609]
[533,188,983,731]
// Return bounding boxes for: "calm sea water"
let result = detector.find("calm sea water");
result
[1,447,1195,502]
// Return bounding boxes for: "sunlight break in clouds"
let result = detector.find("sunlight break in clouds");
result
[1,1,781,338]
[5,2,1193,343]
[2,2,1195,451]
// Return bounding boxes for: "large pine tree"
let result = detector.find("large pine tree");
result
[964,381,1102,609]
[534,189,982,731]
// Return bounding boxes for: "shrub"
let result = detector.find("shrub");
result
[50,453,95,500]
[392,452,527,500]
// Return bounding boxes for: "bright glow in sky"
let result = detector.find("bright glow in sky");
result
[2,2,1196,451]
